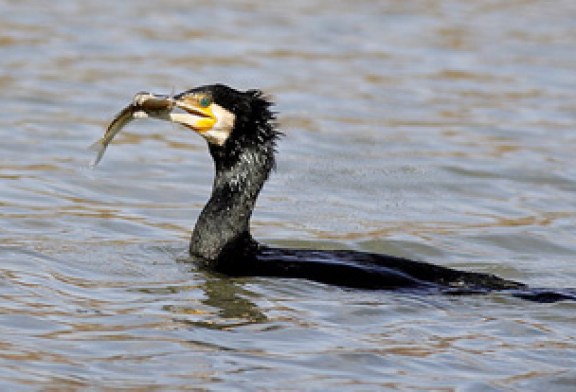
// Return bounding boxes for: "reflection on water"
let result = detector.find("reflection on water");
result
[1,0,576,389]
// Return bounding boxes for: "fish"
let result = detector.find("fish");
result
[89,92,174,167]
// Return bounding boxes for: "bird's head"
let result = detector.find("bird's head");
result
[165,84,278,150]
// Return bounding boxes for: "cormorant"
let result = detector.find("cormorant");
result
[100,84,576,302]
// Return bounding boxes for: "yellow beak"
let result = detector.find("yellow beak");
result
[168,96,217,133]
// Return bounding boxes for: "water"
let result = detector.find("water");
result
[1,0,576,390]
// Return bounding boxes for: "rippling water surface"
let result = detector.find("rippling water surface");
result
[1,1,576,390]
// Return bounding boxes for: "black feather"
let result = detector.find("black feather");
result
[182,84,575,303]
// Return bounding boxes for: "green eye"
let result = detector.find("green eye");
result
[199,96,212,107]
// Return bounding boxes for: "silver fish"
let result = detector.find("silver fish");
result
[89,92,174,167]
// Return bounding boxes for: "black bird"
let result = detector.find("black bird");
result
[104,84,576,302]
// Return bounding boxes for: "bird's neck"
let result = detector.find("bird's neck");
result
[189,142,274,266]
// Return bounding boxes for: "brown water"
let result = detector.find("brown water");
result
[2,1,576,390]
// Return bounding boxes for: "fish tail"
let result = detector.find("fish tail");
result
[88,139,107,168]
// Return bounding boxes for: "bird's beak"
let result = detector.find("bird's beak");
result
[134,92,217,134]
[134,91,233,146]
[165,95,217,134]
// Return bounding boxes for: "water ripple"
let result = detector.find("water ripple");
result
[1,0,576,390]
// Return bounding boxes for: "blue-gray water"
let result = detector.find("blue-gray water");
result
[1,1,576,390]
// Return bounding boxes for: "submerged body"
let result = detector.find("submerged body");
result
[93,84,576,302]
